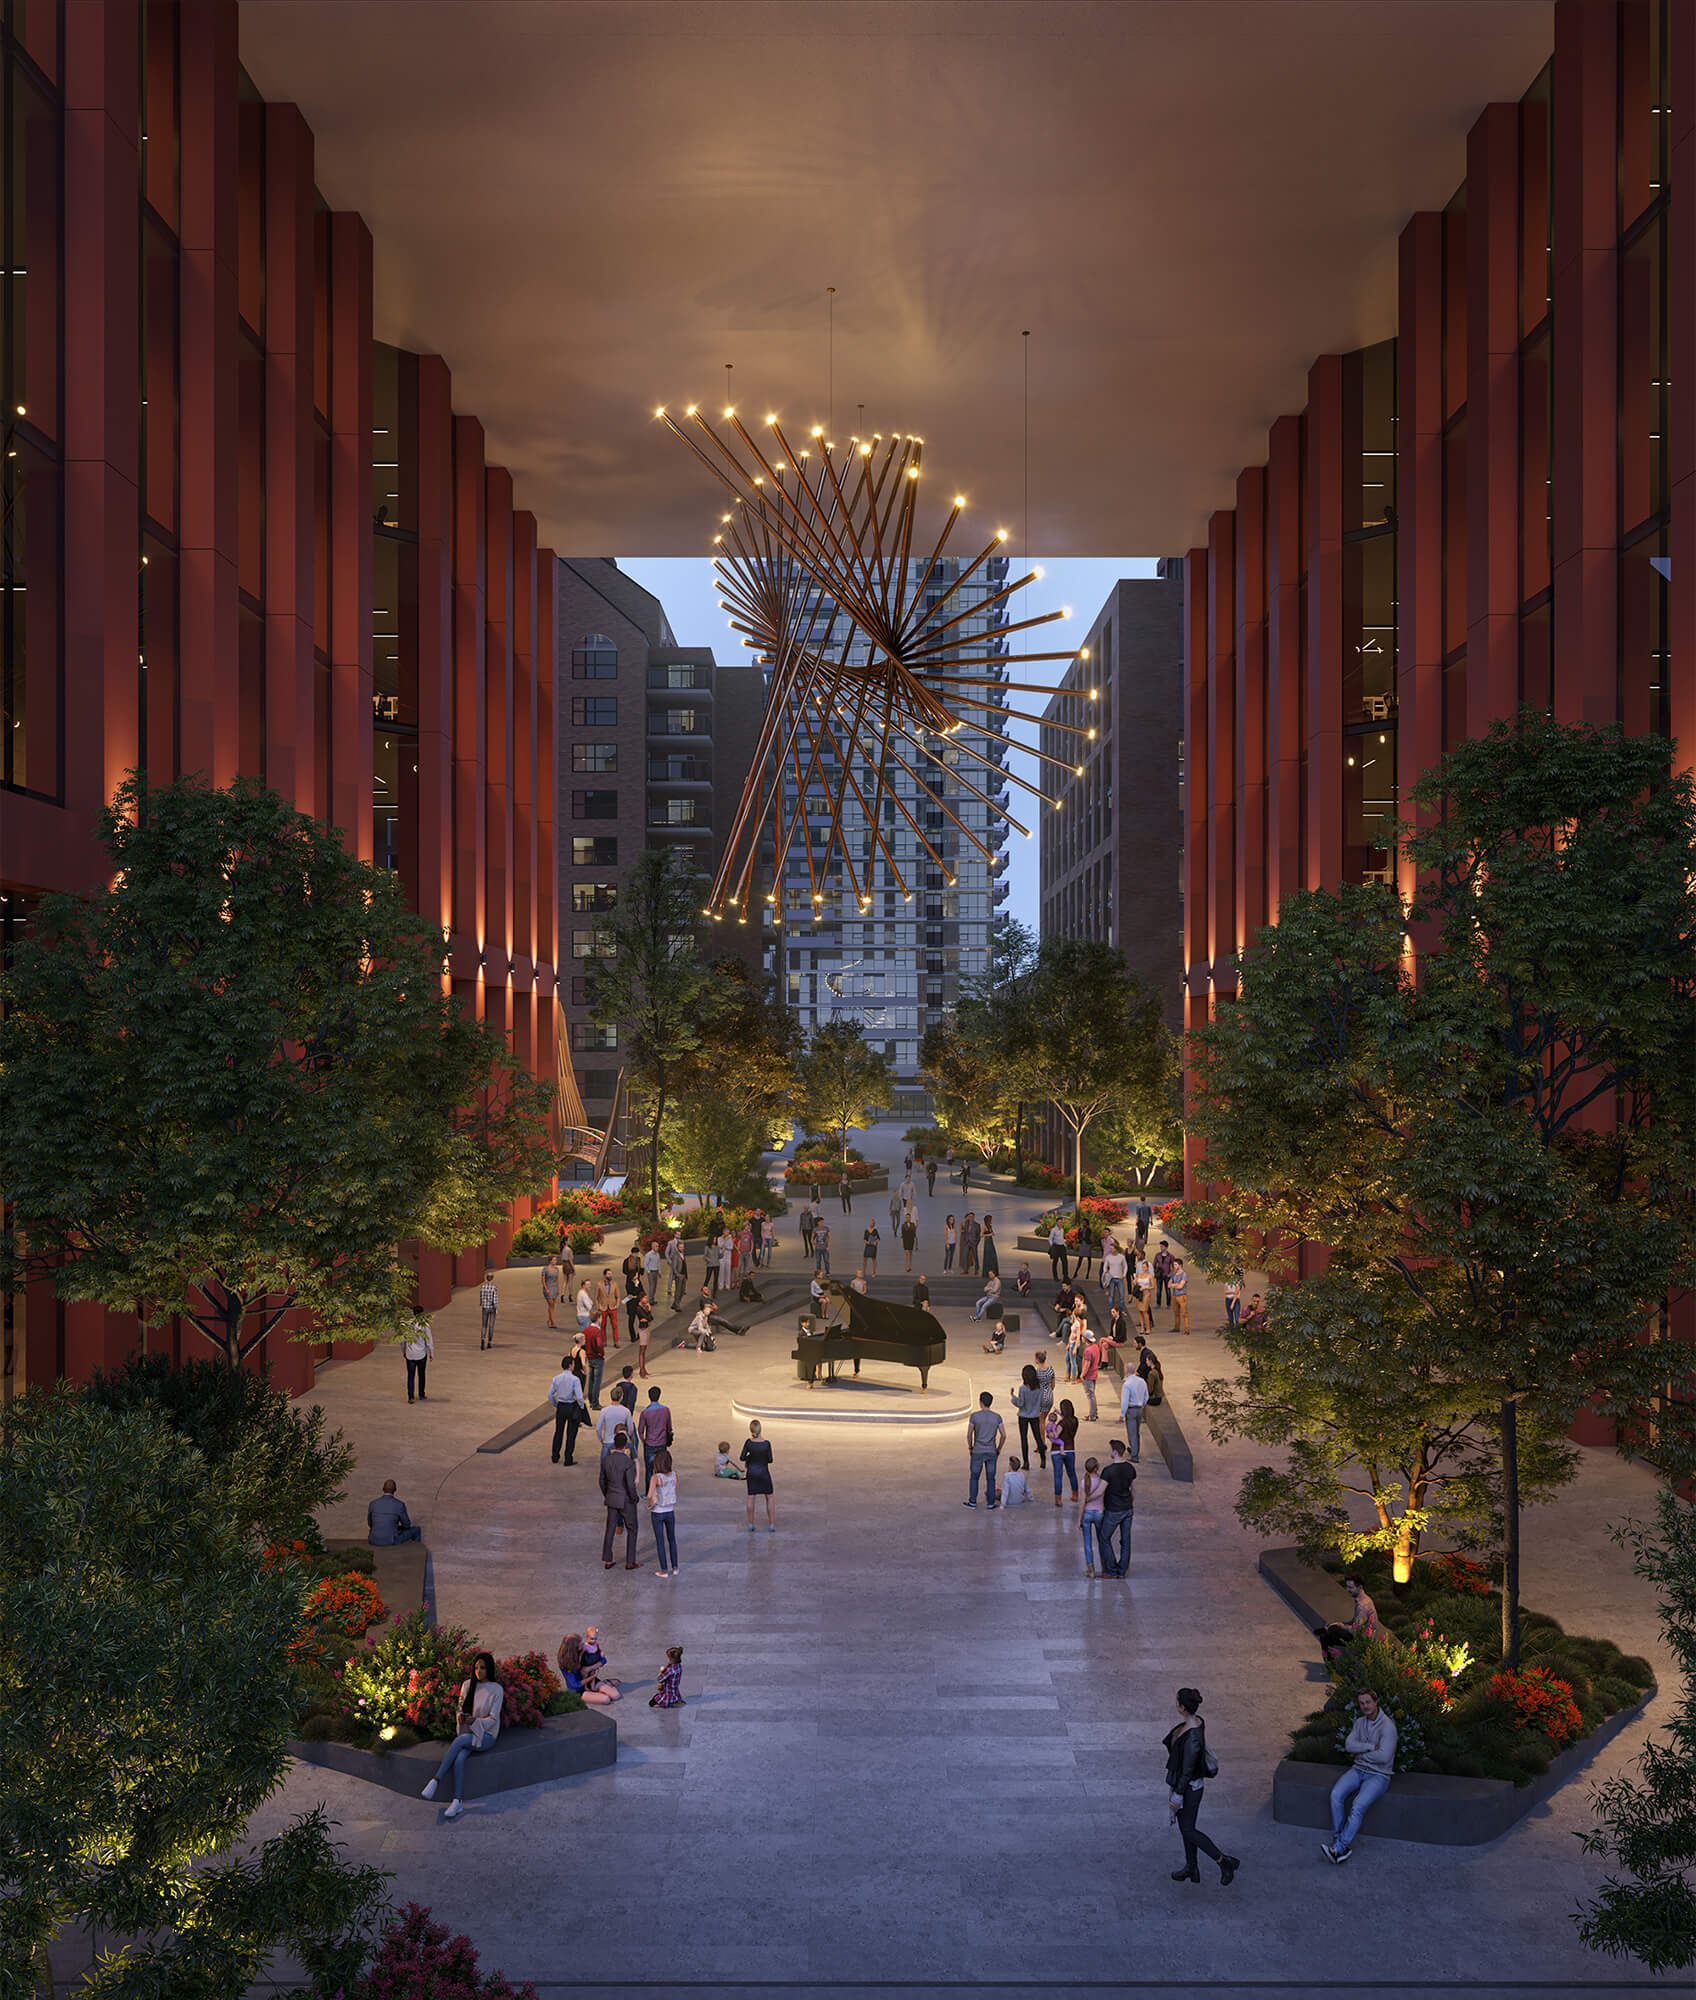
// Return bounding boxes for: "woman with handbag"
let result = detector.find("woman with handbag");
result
[421,1652,503,1820]
[1163,1687,1240,1884]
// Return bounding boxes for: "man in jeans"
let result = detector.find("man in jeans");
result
[1134,1197,1154,1247]
[963,1392,1004,1509]
[1169,1258,1191,1333]
[1152,1241,1175,1311]
[1102,1238,1127,1313]
[1323,1689,1398,1863]
[1097,1439,1137,1577]
[636,1384,671,1483]
[478,1267,499,1350]
[814,1218,832,1276]
[1119,1363,1150,1461]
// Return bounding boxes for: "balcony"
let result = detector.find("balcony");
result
[648,664,711,690]
[647,756,712,782]
[646,705,712,742]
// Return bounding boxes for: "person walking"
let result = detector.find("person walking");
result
[888,1185,902,1237]
[862,1220,880,1277]
[964,1391,1004,1509]
[1322,1688,1398,1864]
[1170,1257,1192,1334]
[799,1199,816,1262]
[1047,1220,1069,1282]
[1013,1365,1046,1473]
[901,1206,918,1271]
[597,1268,619,1346]
[980,1217,1000,1281]
[643,1239,662,1304]
[1047,1399,1079,1504]
[595,1396,630,1464]
[635,1294,653,1379]
[549,1353,589,1465]
[1223,1270,1242,1327]
[925,1156,937,1196]
[636,1384,672,1483]
[666,1232,687,1311]
[1033,1349,1055,1460]
[1074,1229,1094,1284]
[1165,1688,1240,1884]
[403,1315,433,1402]
[943,1214,958,1272]
[1153,1240,1175,1312]
[741,1420,776,1530]
[1099,1438,1138,1577]
[624,1258,646,1346]
[959,1156,972,1197]
[838,1171,853,1214]
[1135,1196,1154,1247]
[1079,1314,1102,1419]
[646,1446,680,1577]
[761,1212,777,1267]
[600,1427,642,1570]
[421,1652,502,1819]
[1079,1456,1108,1576]
[542,1255,561,1330]
[1121,1361,1150,1463]
[478,1268,499,1351]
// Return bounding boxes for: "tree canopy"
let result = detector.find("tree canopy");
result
[794,1018,894,1164]
[1180,713,1696,1655]
[0,774,553,1370]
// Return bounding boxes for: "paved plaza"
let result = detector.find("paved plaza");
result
[247,1127,1682,1999]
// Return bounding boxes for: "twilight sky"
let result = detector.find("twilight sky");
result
[614,555,1160,935]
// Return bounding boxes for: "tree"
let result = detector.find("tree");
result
[1088,1025,1184,1187]
[659,959,795,1205]
[995,937,1168,1207]
[584,848,726,1222]
[918,1015,1018,1160]
[80,1351,354,1546]
[0,774,553,1371]
[794,1019,893,1165]
[0,1388,386,1997]
[1181,714,1696,1661]
[1575,1488,1696,1973]
[1193,1264,1577,1583]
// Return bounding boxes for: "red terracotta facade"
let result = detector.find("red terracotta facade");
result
[0,1,558,1396]
[1182,0,1691,1434]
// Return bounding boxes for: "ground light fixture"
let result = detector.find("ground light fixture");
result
[654,403,1099,923]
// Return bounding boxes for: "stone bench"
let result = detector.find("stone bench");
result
[293,1708,618,1801]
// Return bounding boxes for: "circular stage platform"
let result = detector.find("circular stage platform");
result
[729,1357,976,1425]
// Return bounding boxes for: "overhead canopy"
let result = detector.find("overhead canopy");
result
[240,0,1554,555]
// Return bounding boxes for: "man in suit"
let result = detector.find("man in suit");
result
[367,1478,422,1544]
[599,1428,642,1569]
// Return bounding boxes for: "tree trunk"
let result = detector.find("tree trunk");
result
[1072,1120,1083,1209]
[1500,1387,1522,1668]
[1012,1102,1024,1180]
[650,1079,666,1223]
[1392,1459,1430,1590]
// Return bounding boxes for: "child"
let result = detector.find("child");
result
[714,1441,744,1479]
[649,1644,686,1709]
[1002,1455,1033,1505]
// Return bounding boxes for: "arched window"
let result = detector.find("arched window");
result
[572,633,618,678]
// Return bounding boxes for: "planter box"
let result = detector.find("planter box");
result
[291,1708,618,1800]
[787,1171,889,1195]
[1261,1546,1656,1845]
[1273,1686,1654,1846]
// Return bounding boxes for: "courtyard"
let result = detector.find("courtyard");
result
[241,1125,1681,2000]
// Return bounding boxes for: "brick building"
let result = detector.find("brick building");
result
[0,0,559,1397]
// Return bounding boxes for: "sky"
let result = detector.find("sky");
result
[614,555,1160,933]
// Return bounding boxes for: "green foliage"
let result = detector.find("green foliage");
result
[794,1019,894,1163]
[585,849,728,1221]
[917,1016,1018,1160]
[0,1388,385,1997]
[0,773,554,1369]
[1575,1490,1696,1972]
[1185,715,1696,1661]
[80,1351,353,1545]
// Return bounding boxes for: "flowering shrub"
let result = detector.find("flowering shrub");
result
[783,1156,881,1184]
[1484,1665,1583,1748]
[305,1570,387,1638]
[1034,1197,1130,1245]
[361,1903,539,2000]
[1424,1551,1494,1597]
[1323,1631,1448,1748]
[329,1611,565,1740]
[546,1189,624,1226]
[263,1537,312,1572]
[1018,1163,1069,1190]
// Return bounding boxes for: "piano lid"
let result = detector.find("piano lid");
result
[829,1282,946,1347]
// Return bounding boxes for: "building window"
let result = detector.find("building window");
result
[571,1021,618,1052]
[571,695,617,727]
[572,742,617,773]
[663,708,701,733]
[571,882,618,913]
[570,977,590,1006]
[572,929,616,958]
[572,835,618,865]
[572,634,618,677]
[572,789,618,819]
[651,797,698,826]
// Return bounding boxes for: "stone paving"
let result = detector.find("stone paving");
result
[242,1125,1683,1999]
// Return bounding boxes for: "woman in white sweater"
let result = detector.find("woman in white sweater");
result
[422,1652,503,1820]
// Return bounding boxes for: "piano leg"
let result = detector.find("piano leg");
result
[853,1358,862,1376]
[920,1367,930,1390]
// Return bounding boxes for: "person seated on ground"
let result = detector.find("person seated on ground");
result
[912,1274,931,1311]
[738,1272,764,1303]
[650,1644,686,1710]
[557,1630,620,1705]
[849,1266,869,1295]
[972,1271,1003,1321]
[686,1299,716,1350]
[715,1439,745,1479]
[1315,1575,1380,1654]
[1001,1455,1033,1505]
[1323,1688,1398,1865]
[1014,1262,1033,1297]
[981,1302,1007,1354]
[368,1478,423,1545]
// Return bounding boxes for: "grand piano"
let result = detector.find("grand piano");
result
[794,1282,947,1391]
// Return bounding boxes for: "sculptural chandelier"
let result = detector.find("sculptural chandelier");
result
[655,403,1097,926]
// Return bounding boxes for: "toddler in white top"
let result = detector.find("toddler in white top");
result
[1001,1457,1033,1505]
